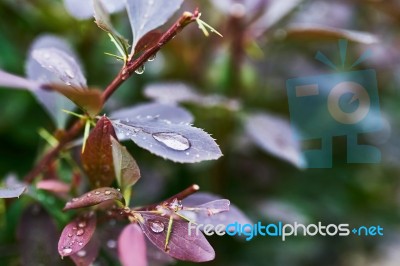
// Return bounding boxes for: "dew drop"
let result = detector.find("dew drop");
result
[87,193,92,197]
[72,198,78,202]
[148,219,165,233]
[104,190,111,195]
[62,248,73,255]
[77,250,86,257]
[78,242,84,246]
[107,239,117,249]
[135,64,145,75]
[95,191,100,195]
[76,229,85,236]
[147,53,157,62]
[68,233,73,238]
[78,221,86,228]
[152,132,190,151]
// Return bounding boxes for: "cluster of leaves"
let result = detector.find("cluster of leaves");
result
[0,0,251,265]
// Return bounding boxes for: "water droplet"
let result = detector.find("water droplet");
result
[76,229,85,236]
[196,154,200,158]
[68,233,73,238]
[135,65,145,75]
[78,242,83,246]
[107,239,117,249]
[65,69,75,79]
[152,132,190,151]
[148,54,157,62]
[87,193,92,197]
[186,152,190,156]
[77,250,86,257]
[104,190,111,195]
[72,198,78,202]
[95,191,100,195]
[62,248,73,255]
[78,221,86,228]
[148,219,165,233]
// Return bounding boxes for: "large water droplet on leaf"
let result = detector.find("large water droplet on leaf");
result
[135,64,145,74]
[152,132,190,151]
[148,219,165,233]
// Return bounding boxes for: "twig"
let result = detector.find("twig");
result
[23,10,200,183]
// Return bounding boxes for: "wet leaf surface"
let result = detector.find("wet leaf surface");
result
[63,187,124,211]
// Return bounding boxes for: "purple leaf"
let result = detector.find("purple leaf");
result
[70,234,100,266]
[32,48,86,88]
[144,83,240,111]
[245,112,306,168]
[126,0,184,52]
[82,117,118,187]
[145,238,175,265]
[0,69,39,90]
[36,179,70,194]
[0,174,26,198]
[18,205,67,265]
[182,192,252,231]
[63,187,124,211]
[64,0,125,20]
[111,117,222,163]
[111,102,194,124]
[26,35,83,128]
[138,213,215,262]
[118,223,148,266]
[110,137,141,190]
[58,212,97,257]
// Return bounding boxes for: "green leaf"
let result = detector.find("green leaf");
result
[110,136,140,200]
[93,0,130,60]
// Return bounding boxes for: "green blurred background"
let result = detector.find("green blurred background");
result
[1,0,400,265]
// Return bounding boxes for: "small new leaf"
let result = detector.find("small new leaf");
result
[111,137,141,194]
[63,187,124,211]
[93,0,130,60]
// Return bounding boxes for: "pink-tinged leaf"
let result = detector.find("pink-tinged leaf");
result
[111,137,141,190]
[58,212,97,257]
[63,187,124,211]
[182,193,252,232]
[43,84,102,117]
[118,224,148,266]
[145,238,175,265]
[135,30,162,55]
[70,234,100,266]
[36,180,70,194]
[284,24,379,44]
[0,69,39,91]
[82,117,117,187]
[245,112,306,168]
[139,213,215,262]
[18,205,67,265]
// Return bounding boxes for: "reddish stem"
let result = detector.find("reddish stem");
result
[23,10,200,183]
